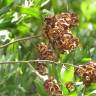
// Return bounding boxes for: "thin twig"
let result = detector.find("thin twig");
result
[0,60,56,64]
[0,59,78,68]
[0,35,41,48]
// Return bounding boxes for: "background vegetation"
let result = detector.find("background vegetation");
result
[0,0,96,96]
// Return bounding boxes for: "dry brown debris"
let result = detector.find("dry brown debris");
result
[36,63,47,75]
[43,12,79,53]
[75,61,96,86]
[65,82,75,92]
[37,43,56,60]
[44,77,63,96]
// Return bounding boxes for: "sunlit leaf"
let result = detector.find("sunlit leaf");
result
[60,64,74,95]
[16,6,40,18]
[60,65,74,83]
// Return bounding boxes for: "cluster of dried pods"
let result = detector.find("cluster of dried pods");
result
[36,43,56,75]
[35,12,80,96]
[75,61,96,86]
[44,77,63,96]
[44,12,79,53]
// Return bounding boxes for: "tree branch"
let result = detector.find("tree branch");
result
[0,59,78,67]
[0,60,56,64]
[0,35,41,48]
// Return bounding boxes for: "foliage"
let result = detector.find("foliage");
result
[0,0,96,96]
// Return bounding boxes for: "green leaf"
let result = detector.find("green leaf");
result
[16,22,30,35]
[81,57,91,63]
[35,79,48,96]
[60,65,74,83]
[87,90,96,96]
[68,91,77,96]
[51,0,59,13]
[85,83,96,96]
[0,2,13,15]
[16,6,40,18]
[60,65,74,95]
[4,0,13,5]
[41,0,50,8]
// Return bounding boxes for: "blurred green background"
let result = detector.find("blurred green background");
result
[0,0,96,96]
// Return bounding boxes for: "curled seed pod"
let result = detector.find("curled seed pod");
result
[44,77,63,96]
[83,74,91,86]
[56,33,79,53]
[55,12,79,28]
[65,13,79,27]
[65,82,75,92]
[37,43,56,60]
[36,63,47,75]
[75,61,96,86]
[75,66,86,77]
[43,16,56,38]
[45,27,79,53]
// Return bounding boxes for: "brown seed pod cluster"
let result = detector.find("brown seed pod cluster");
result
[75,61,96,86]
[37,43,56,60]
[44,77,63,96]
[36,63,47,75]
[44,12,79,53]
[36,43,56,75]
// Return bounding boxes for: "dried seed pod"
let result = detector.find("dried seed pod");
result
[45,27,79,53]
[44,16,56,38]
[55,13,79,29]
[75,61,96,86]
[44,77,63,96]
[37,43,56,60]
[36,63,47,75]
[56,33,79,53]
[75,66,86,77]
[83,74,91,86]
[65,82,75,92]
